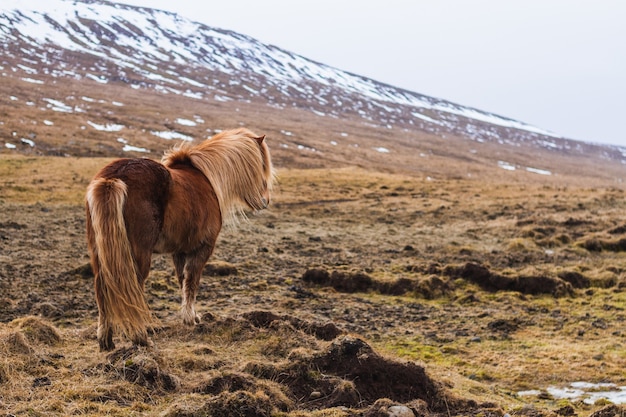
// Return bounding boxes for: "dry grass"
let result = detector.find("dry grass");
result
[0,154,107,204]
[1,155,625,416]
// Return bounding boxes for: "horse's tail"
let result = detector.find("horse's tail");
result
[86,178,152,342]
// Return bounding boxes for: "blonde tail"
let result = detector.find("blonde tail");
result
[87,178,152,344]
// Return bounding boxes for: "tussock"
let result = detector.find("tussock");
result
[13,316,62,345]
[0,330,33,355]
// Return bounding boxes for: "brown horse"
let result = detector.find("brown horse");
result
[86,128,274,351]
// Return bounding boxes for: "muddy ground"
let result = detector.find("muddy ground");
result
[1,162,625,416]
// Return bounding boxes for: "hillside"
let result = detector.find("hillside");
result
[1,0,626,185]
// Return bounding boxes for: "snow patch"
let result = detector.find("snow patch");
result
[497,161,516,171]
[86,73,108,83]
[151,131,194,141]
[43,98,73,113]
[176,118,196,127]
[87,121,124,132]
[520,382,626,405]
[526,167,552,176]
[123,144,149,153]
[21,77,44,84]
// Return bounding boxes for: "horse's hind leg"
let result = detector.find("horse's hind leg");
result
[129,248,153,347]
[95,273,115,351]
[173,245,213,326]
[98,318,114,351]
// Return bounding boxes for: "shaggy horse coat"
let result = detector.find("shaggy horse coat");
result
[86,128,274,351]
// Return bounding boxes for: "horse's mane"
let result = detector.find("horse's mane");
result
[162,128,274,225]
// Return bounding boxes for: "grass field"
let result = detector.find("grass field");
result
[1,154,625,416]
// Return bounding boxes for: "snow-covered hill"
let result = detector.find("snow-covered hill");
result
[1,0,625,167]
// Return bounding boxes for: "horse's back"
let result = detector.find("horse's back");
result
[95,158,170,190]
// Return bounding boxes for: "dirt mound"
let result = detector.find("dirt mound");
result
[242,310,343,341]
[0,330,34,355]
[13,316,62,345]
[246,335,467,413]
[446,263,574,296]
[302,268,374,293]
[194,370,293,412]
[580,237,626,252]
[588,404,626,417]
[105,346,180,392]
[302,268,452,299]
[162,391,276,417]
[303,263,576,298]
[311,337,447,408]
[557,271,590,288]
[64,262,94,278]
[144,322,478,416]
[203,261,239,276]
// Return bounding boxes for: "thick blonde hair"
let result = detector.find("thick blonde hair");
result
[162,128,275,225]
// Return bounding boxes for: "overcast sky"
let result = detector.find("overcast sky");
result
[119,0,626,147]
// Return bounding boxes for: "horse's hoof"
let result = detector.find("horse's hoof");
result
[131,336,152,348]
[181,310,201,326]
[99,339,115,352]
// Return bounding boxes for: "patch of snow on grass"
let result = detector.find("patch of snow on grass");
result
[526,167,552,175]
[21,77,44,84]
[86,73,108,83]
[183,91,203,99]
[151,131,193,141]
[43,98,73,113]
[546,382,626,405]
[176,118,196,127]
[123,144,149,153]
[87,121,124,132]
[411,111,442,125]
[498,161,516,171]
